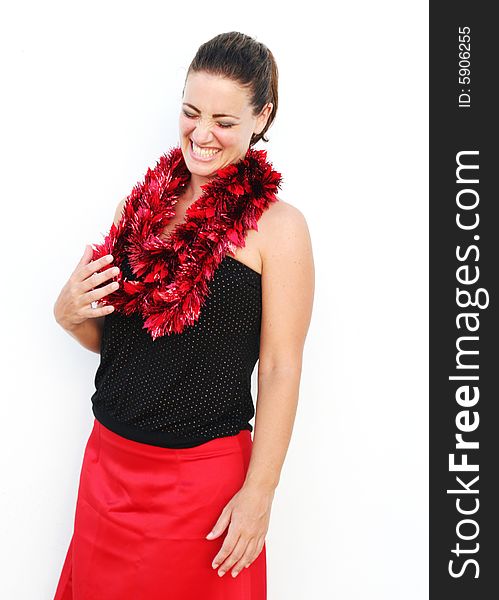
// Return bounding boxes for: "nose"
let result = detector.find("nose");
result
[190,117,216,145]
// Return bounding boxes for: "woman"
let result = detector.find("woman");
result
[53,31,314,599]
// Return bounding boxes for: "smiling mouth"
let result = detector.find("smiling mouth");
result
[190,139,222,159]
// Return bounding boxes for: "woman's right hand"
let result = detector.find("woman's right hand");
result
[53,245,120,332]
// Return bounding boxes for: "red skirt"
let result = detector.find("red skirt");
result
[53,418,266,599]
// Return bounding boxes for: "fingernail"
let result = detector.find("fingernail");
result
[218,571,225,577]
[206,531,214,539]
[212,562,218,569]
[232,571,239,578]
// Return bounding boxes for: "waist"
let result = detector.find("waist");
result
[92,403,254,449]
[92,416,253,456]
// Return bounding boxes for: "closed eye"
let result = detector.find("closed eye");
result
[182,110,234,129]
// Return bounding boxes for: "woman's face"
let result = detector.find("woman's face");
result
[179,71,272,177]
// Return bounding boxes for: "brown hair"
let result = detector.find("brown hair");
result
[184,31,279,147]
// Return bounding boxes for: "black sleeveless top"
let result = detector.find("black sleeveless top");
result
[90,253,262,448]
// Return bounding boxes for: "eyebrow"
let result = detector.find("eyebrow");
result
[182,102,240,120]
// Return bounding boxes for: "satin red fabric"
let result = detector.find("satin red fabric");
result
[53,419,266,599]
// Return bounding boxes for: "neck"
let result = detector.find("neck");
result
[183,172,214,203]
[188,174,209,201]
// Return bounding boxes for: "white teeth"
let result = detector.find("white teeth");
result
[192,141,220,158]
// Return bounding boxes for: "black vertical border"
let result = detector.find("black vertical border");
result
[430,3,497,598]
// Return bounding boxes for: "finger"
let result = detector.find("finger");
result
[77,253,115,284]
[211,527,240,569]
[248,535,266,565]
[80,265,121,294]
[83,280,120,305]
[206,506,232,541]
[77,244,95,268]
[71,245,100,278]
[230,537,257,578]
[240,536,265,573]
[80,301,116,319]
[215,535,249,578]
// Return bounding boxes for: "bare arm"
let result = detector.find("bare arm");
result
[53,197,127,353]
[245,201,315,492]
[205,201,315,578]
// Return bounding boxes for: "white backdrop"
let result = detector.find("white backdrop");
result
[0,1,428,598]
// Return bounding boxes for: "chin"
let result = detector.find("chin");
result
[185,155,221,174]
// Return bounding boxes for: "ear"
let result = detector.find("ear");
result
[254,102,274,135]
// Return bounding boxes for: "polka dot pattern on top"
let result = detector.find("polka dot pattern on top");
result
[90,253,262,448]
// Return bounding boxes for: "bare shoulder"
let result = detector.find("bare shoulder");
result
[261,196,308,225]
[258,196,315,353]
[258,196,313,261]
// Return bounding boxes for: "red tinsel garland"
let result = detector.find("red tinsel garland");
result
[91,145,283,340]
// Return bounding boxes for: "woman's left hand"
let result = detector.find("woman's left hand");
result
[206,482,275,578]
